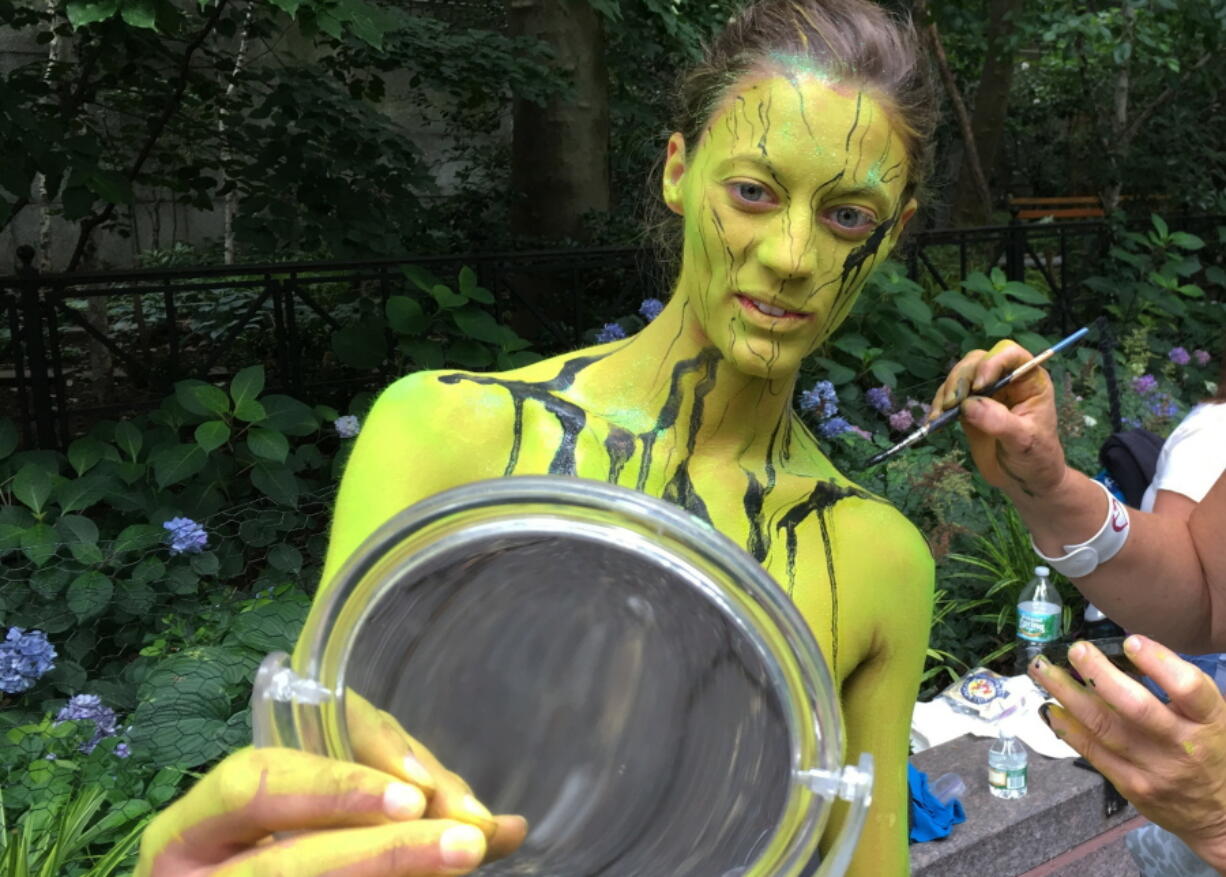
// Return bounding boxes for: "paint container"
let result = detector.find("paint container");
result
[251,476,870,877]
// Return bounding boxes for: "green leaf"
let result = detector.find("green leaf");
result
[175,381,231,418]
[0,418,17,460]
[893,294,932,326]
[267,0,302,13]
[1206,266,1226,288]
[810,357,855,385]
[66,0,120,27]
[1151,213,1169,238]
[869,359,905,386]
[115,580,156,616]
[131,556,166,585]
[457,265,478,298]
[114,421,143,461]
[166,566,199,595]
[13,464,55,515]
[150,443,208,489]
[30,567,70,599]
[233,398,267,423]
[195,420,231,453]
[190,551,219,576]
[67,436,107,476]
[446,339,493,368]
[67,571,113,620]
[1000,282,1049,305]
[229,365,266,410]
[331,320,388,370]
[231,600,308,653]
[112,523,166,558]
[247,427,289,463]
[386,296,427,335]
[252,461,300,506]
[1169,232,1204,251]
[451,307,506,345]
[267,544,302,574]
[832,333,871,359]
[401,264,443,293]
[21,523,58,567]
[119,0,156,28]
[400,338,444,370]
[935,289,988,323]
[962,271,997,297]
[430,284,467,309]
[57,514,99,548]
[55,472,111,514]
[259,395,318,436]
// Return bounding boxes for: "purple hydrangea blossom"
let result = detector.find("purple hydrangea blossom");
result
[638,298,664,322]
[1194,349,1211,367]
[865,386,893,414]
[333,415,360,439]
[1131,374,1158,395]
[0,627,57,694]
[798,380,838,419]
[114,743,130,759]
[888,409,915,433]
[55,694,119,754]
[817,416,852,439]
[595,322,627,343]
[164,517,208,555]
[1168,347,1191,366]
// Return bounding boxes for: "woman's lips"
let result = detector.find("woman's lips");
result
[736,294,810,321]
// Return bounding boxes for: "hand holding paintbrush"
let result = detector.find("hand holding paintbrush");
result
[859,324,1096,470]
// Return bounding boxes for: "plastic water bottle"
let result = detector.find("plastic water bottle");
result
[1084,603,1125,640]
[1015,565,1063,674]
[988,732,1028,799]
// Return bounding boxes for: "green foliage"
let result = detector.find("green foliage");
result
[329,265,540,372]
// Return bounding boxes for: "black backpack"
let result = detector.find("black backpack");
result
[1099,427,1165,508]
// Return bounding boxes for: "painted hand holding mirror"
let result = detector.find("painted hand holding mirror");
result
[250,476,873,876]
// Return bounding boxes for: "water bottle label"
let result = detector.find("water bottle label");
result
[988,765,1027,791]
[1018,608,1060,642]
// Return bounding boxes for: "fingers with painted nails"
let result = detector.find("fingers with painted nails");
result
[927,339,1067,499]
[135,692,526,876]
[1028,636,1226,871]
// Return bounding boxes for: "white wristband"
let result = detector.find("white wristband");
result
[1030,480,1131,578]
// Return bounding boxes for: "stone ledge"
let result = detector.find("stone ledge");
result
[910,734,1138,877]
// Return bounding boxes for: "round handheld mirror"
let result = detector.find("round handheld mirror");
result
[251,476,872,877]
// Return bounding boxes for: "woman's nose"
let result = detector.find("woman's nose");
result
[755,211,819,281]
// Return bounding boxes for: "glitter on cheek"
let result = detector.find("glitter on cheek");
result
[1182,740,1197,757]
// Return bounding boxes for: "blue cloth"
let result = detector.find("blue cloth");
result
[908,765,966,843]
[1142,652,1226,702]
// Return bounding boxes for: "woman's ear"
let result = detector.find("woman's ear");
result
[898,197,919,231]
[662,132,687,216]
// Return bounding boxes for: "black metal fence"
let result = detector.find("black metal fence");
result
[4,216,1223,449]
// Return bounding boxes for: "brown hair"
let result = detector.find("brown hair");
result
[648,0,938,278]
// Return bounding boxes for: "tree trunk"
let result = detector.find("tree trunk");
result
[1102,4,1135,214]
[952,0,1026,224]
[507,0,609,242]
[925,18,992,223]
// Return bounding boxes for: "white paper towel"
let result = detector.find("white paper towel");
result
[911,674,1079,759]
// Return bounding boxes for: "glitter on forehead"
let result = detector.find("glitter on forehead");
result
[766,51,835,83]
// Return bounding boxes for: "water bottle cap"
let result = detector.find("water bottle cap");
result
[1034,565,1050,577]
[1085,604,1107,622]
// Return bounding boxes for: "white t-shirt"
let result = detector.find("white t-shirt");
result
[1140,402,1226,512]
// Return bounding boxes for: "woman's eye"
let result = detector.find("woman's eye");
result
[830,206,875,231]
[730,182,773,206]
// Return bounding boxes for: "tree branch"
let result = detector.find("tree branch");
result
[65,0,231,272]
[921,12,992,218]
[1122,52,1214,146]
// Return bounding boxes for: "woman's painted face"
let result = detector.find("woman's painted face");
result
[663,71,917,380]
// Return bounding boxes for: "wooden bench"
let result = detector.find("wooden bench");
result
[1009,196,1105,222]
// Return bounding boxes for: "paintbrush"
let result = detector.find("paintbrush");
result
[858,323,1095,469]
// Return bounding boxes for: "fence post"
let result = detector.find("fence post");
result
[15,245,57,449]
[1005,223,1026,283]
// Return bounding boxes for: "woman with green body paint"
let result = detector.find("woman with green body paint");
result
[136,2,940,875]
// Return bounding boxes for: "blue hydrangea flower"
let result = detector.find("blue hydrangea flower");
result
[817,416,852,438]
[55,694,119,754]
[164,517,208,555]
[334,415,361,439]
[596,322,627,343]
[798,380,838,419]
[639,298,664,322]
[0,627,57,694]
[1168,347,1191,366]
[114,742,130,759]
[1147,395,1180,418]
[865,386,893,414]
